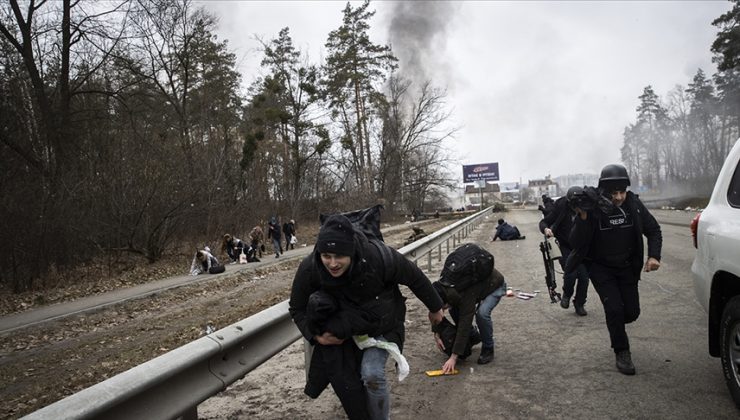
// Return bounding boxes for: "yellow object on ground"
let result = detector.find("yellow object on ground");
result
[425,369,459,377]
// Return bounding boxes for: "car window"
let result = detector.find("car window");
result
[728,161,740,208]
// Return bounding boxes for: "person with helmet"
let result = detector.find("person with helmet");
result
[566,164,662,375]
[538,186,590,316]
[538,194,556,217]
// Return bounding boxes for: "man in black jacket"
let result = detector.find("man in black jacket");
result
[567,164,662,375]
[289,214,444,419]
[283,219,296,250]
[539,186,590,316]
[431,265,507,372]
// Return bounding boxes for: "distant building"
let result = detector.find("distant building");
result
[528,176,558,201]
[463,182,500,209]
[553,173,600,191]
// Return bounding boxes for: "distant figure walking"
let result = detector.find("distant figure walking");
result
[283,219,296,250]
[268,217,283,258]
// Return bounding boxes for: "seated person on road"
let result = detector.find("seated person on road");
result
[492,218,526,241]
[431,261,506,373]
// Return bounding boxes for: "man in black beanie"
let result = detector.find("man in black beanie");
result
[289,213,444,420]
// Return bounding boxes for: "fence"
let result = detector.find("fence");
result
[22,207,492,420]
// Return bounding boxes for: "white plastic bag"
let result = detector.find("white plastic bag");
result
[290,235,297,245]
[239,249,247,264]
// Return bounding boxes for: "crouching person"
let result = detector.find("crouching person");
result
[492,219,526,241]
[189,247,222,275]
[289,214,443,420]
[431,244,507,373]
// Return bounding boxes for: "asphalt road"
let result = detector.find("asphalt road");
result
[199,208,738,419]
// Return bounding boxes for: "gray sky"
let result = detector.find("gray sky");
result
[206,0,731,184]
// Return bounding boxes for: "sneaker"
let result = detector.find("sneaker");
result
[615,350,636,375]
[560,295,571,309]
[477,347,494,365]
[574,304,587,316]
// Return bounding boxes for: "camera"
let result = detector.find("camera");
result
[566,186,614,214]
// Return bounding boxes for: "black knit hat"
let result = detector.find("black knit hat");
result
[316,214,356,256]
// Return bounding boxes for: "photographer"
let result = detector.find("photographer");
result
[567,164,662,375]
[538,186,590,316]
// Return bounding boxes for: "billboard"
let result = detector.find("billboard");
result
[463,162,499,183]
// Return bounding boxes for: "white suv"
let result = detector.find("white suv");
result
[692,137,740,408]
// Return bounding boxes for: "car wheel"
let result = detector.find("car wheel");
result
[720,295,740,408]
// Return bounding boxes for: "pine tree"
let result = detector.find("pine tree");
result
[323,0,397,195]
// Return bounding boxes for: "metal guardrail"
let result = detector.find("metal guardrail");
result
[23,207,493,420]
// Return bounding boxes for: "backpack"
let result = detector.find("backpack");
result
[321,204,385,243]
[438,243,494,291]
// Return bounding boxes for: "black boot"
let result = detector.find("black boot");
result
[615,349,636,375]
[574,304,587,316]
[477,347,494,364]
[560,294,571,309]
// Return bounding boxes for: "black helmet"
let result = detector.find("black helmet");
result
[598,164,630,191]
[566,186,583,202]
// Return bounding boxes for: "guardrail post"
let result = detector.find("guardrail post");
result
[427,252,432,272]
[437,244,442,262]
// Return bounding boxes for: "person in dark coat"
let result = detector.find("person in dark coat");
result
[567,164,662,375]
[289,214,444,420]
[268,217,282,258]
[283,219,296,250]
[539,187,590,316]
[492,218,526,241]
[538,194,556,217]
[302,289,378,420]
[221,234,245,263]
[431,265,507,372]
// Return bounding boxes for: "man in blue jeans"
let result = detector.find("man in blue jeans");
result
[432,266,507,372]
[289,214,444,419]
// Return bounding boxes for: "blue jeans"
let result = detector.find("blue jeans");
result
[271,237,282,256]
[475,283,506,350]
[361,341,390,420]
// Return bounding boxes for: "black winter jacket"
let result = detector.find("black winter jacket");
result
[434,268,505,356]
[289,232,443,350]
[566,191,662,277]
[538,197,576,249]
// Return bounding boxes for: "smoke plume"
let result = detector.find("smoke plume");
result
[387,1,461,89]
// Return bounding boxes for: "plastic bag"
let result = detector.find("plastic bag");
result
[239,249,247,264]
[290,235,297,245]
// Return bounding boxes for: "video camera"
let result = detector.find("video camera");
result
[566,186,614,214]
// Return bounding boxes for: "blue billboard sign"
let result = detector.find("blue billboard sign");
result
[463,162,499,183]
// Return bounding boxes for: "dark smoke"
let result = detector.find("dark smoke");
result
[387,1,460,88]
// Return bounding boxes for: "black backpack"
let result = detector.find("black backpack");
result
[438,243,494,291]
[320,204,385,243]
